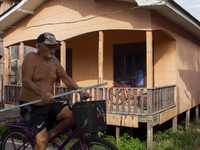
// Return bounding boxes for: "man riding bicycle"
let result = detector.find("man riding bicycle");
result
[18,32,90,150]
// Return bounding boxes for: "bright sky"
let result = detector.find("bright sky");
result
[173,0,200,21]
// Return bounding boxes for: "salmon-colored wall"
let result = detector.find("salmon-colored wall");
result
[152,12,200,114]
[65,30,146,87]
[65,32,99,87]
[3,0,151,47]
[153,30,176,87]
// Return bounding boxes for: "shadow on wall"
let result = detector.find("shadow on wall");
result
[177,69,200,115]
[176,33,200,114]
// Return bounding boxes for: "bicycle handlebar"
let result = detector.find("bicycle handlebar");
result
[66,95,92,111]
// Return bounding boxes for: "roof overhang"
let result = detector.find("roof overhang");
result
[0,0,46,34]
[0,0,200,39]
[117,0,200,39]
[145,0,200,39]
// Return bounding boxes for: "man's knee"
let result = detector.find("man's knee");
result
[36,136,48,148]
[57,106,74,120]
[35,129,49,148]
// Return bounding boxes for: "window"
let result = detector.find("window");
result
[113,42,146,87]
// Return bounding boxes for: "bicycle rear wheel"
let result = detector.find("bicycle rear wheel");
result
[109,89,123,106]
[0,128,35,150]
[72,136,119,150]
[138,93,147,110]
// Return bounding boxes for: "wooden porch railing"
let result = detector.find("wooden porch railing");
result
[4,85,176,115]
[4,85,21,104]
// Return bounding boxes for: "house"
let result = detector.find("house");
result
[0,0,200,149]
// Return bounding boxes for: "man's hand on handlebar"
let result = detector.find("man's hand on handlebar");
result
[41,92,54,104]
[79,91,92,100]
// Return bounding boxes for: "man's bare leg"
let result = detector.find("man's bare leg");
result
[34,128,49,150]
[48,106,74,144]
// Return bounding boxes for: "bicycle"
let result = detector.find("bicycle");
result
[108,79,147,110]
[0,96,119,150]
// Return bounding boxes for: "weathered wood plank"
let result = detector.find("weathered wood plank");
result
[173,116,177,134]
[116,126,120,146]
[147,116,153,150]
[121,115,138,128]
[147,89,153,113]
[160,106,177,124]
[107,113,138,128]
[185,109,190,130]
[134,89,137,113]
[195,105,199,124]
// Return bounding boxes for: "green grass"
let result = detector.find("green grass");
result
[152,119,200,150]
[0,125,7,135]
[101,118,200,150]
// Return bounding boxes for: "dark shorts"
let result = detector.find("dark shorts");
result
[19,100,68,135]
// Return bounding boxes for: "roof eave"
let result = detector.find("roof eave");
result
[136,0,200,39]
[0,0,46,35]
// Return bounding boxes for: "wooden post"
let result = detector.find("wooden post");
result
[195,105,199,124]
[20,42,24,85]
[130,127,133,139]
[147,116,153,150]
[146,31,153,88]
[185,109,190,130]
[98,31,103,84]
[172,116,177,134]
[60,41,66,86]
[146,31,153,112]
[116,126,120,146]
[146,31,153,150]
[147,89,153,113]
[4,47,9,85]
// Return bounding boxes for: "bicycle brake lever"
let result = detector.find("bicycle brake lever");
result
[80,95,92,101]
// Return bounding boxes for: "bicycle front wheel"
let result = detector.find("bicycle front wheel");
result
[72,137,119,150]
[0,128,35,150]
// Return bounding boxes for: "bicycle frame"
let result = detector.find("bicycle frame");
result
[3,121,92,150]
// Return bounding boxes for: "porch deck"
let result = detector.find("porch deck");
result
[4,84,176,126]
